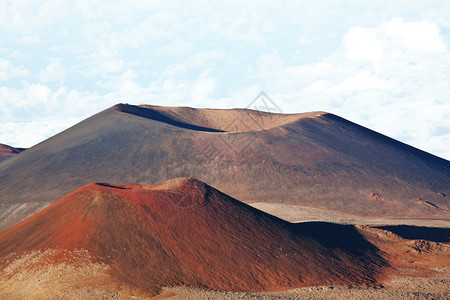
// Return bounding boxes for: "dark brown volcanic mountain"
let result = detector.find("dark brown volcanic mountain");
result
[0,103,449,231]
[0,143,25,162]
[0,178,388,297]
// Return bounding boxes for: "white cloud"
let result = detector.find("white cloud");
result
[190,71,216,104]
[155,39,193,56]
[207,10,275,42]
[343,18,447,62]
[101,70,140,92]
[333,71,389,91]
[0,0,69,31]
[82,21,112,40]
[39,62,66,84]
[17,35,40,44]
[343,27,384,61]
[106,12,177,51]
[0,84,62,112]
[82,48,127,77]
[0,60,29,80]
[0,117,83,148]
[381,18,447,53]
[162,50,225,77]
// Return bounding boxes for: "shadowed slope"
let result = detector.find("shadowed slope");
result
[0,144,25,163]
[115,104,224,132]
[0,178,389,297]
[374,225,450,243]
[135,104,325,132]
[0,103,449,231]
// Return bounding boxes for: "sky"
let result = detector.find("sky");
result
[1,1,450,160]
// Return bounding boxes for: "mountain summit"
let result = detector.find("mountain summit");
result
[0,178,388,298]
[0,103,449,231]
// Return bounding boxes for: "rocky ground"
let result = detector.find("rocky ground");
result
[163,268,450,299]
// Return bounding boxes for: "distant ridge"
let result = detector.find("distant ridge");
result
[0,144,25,163]
[0,178,389,297]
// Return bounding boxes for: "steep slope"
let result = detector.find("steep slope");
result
[0,103,449,231]
[0,144,25,163]
[0,178,389,297]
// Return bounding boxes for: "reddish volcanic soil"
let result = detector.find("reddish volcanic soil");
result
[0,178,389,297]
[0,144,25,163]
